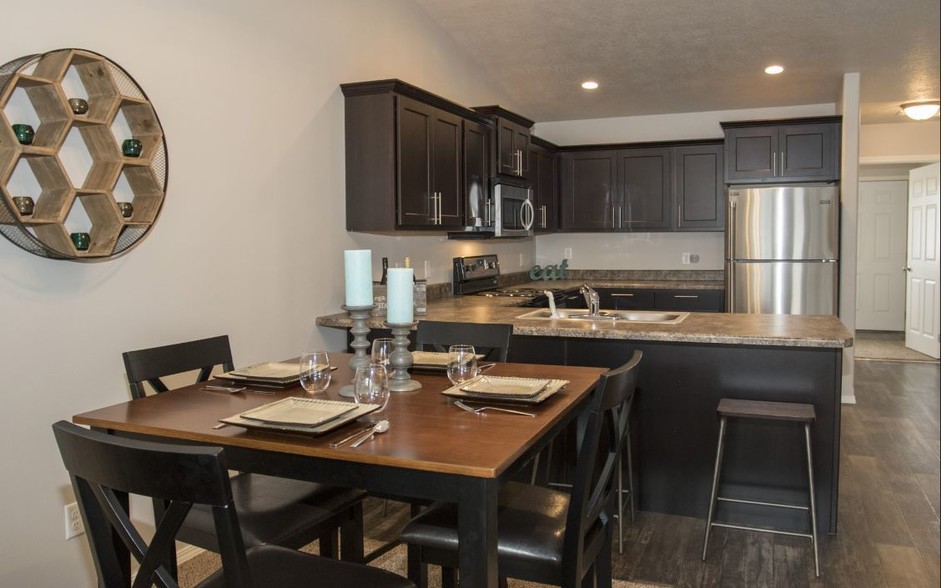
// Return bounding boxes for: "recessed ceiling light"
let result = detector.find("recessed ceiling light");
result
[581,80,599,90]
[764,65,784,75]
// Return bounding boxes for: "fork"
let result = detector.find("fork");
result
[454,400,535,417]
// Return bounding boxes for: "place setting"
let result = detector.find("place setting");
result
[440,344,568,415]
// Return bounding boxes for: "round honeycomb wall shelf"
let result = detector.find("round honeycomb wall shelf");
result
[0,48,167,260]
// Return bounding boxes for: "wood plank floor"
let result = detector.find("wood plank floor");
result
[365,359,940,587]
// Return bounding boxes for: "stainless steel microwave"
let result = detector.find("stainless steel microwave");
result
[450,181,534,239]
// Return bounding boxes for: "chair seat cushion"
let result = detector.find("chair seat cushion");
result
[182,474,366,550]
[199,544,415,588]
[399,481,568,574]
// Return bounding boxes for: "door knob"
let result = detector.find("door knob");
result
[903,266,912,272]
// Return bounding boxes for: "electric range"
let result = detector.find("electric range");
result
[452,254,564,305]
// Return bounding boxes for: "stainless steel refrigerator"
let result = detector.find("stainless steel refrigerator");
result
[725,184,840,315]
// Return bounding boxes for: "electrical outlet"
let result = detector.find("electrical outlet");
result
[65,502,84,539]
[681,252,691,265]
[563,247,573,259]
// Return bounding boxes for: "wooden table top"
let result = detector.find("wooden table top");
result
[74,356,606,479]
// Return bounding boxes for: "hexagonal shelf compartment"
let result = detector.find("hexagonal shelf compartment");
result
[0,48,167,260]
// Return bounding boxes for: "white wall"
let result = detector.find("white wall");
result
[860,121,941,164]
[0,1,524,585]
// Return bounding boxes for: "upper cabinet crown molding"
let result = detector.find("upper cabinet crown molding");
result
[340,79,492,126]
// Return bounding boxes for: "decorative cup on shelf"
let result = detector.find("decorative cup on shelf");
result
[70,232,90,251]
[116,201,134,218]
[122,138,142,157]
[13,196,35,216]
[68,98,89,115]
[12,124,34,145]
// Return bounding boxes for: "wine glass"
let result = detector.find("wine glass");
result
[299,350,331,394]
[371,338,395,370]
[446,344,479,386]
[353,362,390,423]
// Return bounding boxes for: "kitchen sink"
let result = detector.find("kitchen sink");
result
[515,308,689,324]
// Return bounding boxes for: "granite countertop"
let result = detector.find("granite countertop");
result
[316,293,854,349]
[525,279,725,291]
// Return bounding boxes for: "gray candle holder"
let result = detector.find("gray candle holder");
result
[338,304,375,397]
[384,321,422,392]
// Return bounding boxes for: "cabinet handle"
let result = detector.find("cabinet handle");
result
[611,293,635,297]
[772,151,777,176]
[611,205,616,229]
[781,150,786,174]
[516,149,523,176]
[540,205,547,229]
[678,202,683,226]
[485,198,492,226]
[673,295,699,299]
[618,204,622,229]
[434,192,441,225]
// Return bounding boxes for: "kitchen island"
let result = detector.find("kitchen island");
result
[317,290,852,536]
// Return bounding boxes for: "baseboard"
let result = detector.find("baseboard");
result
[841,393,857,405]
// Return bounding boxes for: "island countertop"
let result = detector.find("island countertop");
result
[316,293,853,349]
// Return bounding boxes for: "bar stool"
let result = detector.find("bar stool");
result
[701,398,820,577]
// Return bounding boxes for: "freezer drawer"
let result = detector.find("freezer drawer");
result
[726,261,838,315]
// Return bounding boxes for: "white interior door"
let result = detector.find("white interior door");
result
[856,180,908,330]
[905,162,940,358]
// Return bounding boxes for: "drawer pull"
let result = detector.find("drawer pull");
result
[611,293,635,297]
[674,295,699,299]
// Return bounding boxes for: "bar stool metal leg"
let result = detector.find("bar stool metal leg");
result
[701,415,728,560]
[805,422,820,577]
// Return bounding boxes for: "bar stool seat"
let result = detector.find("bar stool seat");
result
[701,398,820,577]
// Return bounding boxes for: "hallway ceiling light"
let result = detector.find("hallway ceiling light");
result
[764,65,784,75]
[581,80,599,90]
[900,100,940,120]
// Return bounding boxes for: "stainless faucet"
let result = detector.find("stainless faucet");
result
[580,284,600,316]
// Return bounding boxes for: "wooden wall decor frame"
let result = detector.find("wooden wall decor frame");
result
[0,48,167,261]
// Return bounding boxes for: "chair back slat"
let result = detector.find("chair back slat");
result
[122,335,234,398]
[415,321,513,362]
[562,350,642,585]
[52,421,252,588]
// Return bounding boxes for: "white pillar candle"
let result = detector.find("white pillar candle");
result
[344,249,373,307]
[386,267,414,324]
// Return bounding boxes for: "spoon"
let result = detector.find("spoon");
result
[350,419,390,448]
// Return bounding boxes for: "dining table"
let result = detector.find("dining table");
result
[72,353,607,587]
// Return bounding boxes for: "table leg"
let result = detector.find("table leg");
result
[457,478,499,587]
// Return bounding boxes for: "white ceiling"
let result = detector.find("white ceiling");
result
[411,0,940,125]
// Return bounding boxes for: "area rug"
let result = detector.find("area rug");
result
[178,539,665,587]
[854,331,938,363]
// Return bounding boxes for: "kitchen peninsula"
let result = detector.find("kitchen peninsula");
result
[317,289,852,537]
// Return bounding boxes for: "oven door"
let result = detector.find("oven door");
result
[493,183,534,237]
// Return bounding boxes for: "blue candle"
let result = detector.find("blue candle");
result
[344,249,373,307]
[387,268,414,323]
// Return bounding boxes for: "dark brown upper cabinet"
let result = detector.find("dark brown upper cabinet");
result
[722,116,841,184]
[473,106,533,180]
[341,79,492,232]
[529,136,558,232]
[559,140,724,232]
[462,118,491,230]
[673,143,724,231]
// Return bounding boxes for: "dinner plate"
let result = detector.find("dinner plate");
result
[460,376,551,398]
[441,377,569,405]
[216,362,301,386]
[410,350,484,372]
[219,397,380,435]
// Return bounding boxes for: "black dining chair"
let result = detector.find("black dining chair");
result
[121,335,367,561]
[52,421,414,588]
[398,350,642,588]
[415,320,513,362]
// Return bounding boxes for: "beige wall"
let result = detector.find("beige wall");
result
[860,121,941,164]
[0,1,524,585]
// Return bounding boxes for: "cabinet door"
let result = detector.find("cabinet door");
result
[618,148,671,230]
[516,125,531,177]
[495,119,520,177]
[396,96,435,227]
[530,143,557,232]
[654,289,725,312]
[559,151,618,230]
[724,126,778,183]
[779,123,838,181]
[673,144,724,231]
[432,111,463,227]
[396,96,462,228]
[463,119,490,228]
